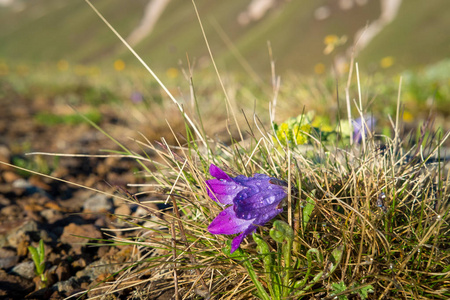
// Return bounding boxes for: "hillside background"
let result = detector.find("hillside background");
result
[1,0,449,75]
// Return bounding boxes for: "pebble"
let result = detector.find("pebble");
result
[60,223,102,254]
[6,219,38,248]
[52,276,79,293]
[115,203,131,216]
[2,171,21,183]
[0,256,19,269]
[55,262,71,281]
[40,208,64,223]
[83,194,113,213]
[0,204,21,218]
[11,261,35,279]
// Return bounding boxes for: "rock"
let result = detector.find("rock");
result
[60,223,102,253]
[12,178,46,196]
[115,203,131,216]
[1,204,21,218]
[16,238,30,257]
[6,219,38,248]
[29,175,52,191]
[12,178,33,189]
[83,194,113,213]
[0,194,11,206]
[71,257,88,269]
[11,261,35,279]
[0,254,19,269]
[2,171,21,183]
[52,276,79,293]
[40,208,64,223]
[75,246,132,283]
[55,262,71,282]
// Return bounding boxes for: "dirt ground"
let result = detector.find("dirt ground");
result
[0,91,165,299]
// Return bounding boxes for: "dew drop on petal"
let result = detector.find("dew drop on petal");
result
[266,196,275,204]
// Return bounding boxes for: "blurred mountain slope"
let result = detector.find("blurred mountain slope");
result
[0,0,449,74]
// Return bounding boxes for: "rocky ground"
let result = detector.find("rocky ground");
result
[0,94,166,299]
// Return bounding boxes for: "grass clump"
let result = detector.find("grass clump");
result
[90,106,448,299]
[63,47,448,297]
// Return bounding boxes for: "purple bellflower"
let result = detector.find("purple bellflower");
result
[206,164,287,253]
[353,116,376,144]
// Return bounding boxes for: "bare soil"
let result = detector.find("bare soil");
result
[0,91,161,299]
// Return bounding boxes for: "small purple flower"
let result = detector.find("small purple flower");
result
[353,116,376,143]
[206,164,287,253]
[130,91,144,103]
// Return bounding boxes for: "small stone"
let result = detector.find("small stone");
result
[53,276,79,293]
[16,239,29,257]
[0,247,16,258]
[11,261,35,279]
[60,223,102,253]
[6,219,38,248]
[132,205,153,218]
[0,195,11,206]
[0,256,19,269]
[40,208,64,223]
[83,194,113,213]
[2,171,21,183]
[55,262,71,281]
[72,257,87,269]
[29,175,51,191]
[94,216,107,227]
[12,178,33,189]
[115,203,131,216]
[0,204,21,217]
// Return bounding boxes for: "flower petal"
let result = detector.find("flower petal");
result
[230,224,257,253]
[209,164,231,180]
[353,116,376,143]
[235,202,284,220]
[253,207,283,226]
[234,187,286,220]
[208,206,255,235]
[206,179,245,205]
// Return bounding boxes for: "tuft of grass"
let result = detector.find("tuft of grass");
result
[82,110,449,299]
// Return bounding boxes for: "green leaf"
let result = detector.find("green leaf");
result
[253,234,280,299]
[331,281,348,300]
[269,220,294,243]
[28,246,40,272]
[329,244,345,275]
[38,239,45,268]
[302,196,315,227]
[357,284,374,300]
